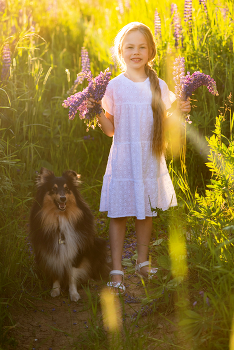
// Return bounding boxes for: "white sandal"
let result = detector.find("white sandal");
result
[107,270,126,294]
[135,261,158,280]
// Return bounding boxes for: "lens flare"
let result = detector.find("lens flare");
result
[169,227,188,281]
[100,288,122,332]
[230,316,234,350]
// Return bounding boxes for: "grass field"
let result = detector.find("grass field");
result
[0,0,234,349]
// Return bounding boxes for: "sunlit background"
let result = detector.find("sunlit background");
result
[0,1,234,349]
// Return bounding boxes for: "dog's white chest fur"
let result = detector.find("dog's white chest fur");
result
[43,216,83,276]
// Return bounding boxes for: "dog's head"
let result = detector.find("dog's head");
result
[36,167,81,212]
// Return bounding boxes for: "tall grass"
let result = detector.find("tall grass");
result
[0,0,234,348]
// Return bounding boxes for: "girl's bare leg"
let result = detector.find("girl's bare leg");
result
[135,216,153,277]
[109,217,127,283]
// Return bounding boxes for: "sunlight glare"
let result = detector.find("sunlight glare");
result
[169,227,188,281]
[100,288,122,332]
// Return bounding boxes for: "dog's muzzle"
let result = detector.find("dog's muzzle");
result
[55,196,67,211]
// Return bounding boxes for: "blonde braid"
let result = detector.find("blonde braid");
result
[145,64,166,158]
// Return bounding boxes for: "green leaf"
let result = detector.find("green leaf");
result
[122,258,133,267]
[184,310,201,319]
[153,238,164,246]
[37,159,54,171]
[222,225,234,232]
[157,255,170,270]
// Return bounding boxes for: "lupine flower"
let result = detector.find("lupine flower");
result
[181,71,219,100]
[68,47,92,95]
[154,9,161,38]
[171,3,183,48]
[220,6,229,20]
[75,47,91,84]
[47,0,58,17]
[117,0,124,14]
[173,57,218,100]
[124,0,130,10]
[0,0,5,12]
[199,0,208,16]
[184,0,192,31]
[63,68,111,123]
[1,43,11,81]
[173,56,186,98]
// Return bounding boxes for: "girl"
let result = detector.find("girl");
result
[87,22,191,293]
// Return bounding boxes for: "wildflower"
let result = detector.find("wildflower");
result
[47,0,58,17]
[173,57,218,100]
[0,0,5,12]
[1,43,11,81]
[67,48,92,95]
[220,6,228,20]
[185,114,192,124]
[199,0,208,16]
[124,0,130,10]
[173,56,186,98]
[184,0,192,31]
[63,68,111,122]
[74,47,92,85]
[117,0,124,14]
[181,71,219,100]
[154,9,161,38]
[171,3,183,48]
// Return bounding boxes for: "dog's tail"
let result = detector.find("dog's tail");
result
[91,237,110,280]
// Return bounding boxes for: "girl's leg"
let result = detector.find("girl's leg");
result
[109,217,127,283]
[135,216,153,277]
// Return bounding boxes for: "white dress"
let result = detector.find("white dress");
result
[99,73,177,219]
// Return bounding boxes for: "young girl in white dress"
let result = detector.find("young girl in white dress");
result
[87,22,191,293]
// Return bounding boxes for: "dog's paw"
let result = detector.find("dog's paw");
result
[51,288,61,298]
[70,291,81,302]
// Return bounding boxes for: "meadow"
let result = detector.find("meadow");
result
[0,0,234,349]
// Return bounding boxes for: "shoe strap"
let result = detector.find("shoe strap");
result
[136,261,149,269]
[109,270,124,277]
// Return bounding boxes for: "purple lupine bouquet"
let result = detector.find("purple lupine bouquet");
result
[173,56,219,123]
[62,47,111,129]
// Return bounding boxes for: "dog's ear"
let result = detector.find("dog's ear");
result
[36,167,54,187]
[62,170,81,187]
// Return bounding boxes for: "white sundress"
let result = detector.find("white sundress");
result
[99,73,177,220]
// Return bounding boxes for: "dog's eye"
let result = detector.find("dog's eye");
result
[65,187,70,194]
[50,187,57,195]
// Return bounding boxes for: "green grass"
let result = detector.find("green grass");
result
[1,0,234,349]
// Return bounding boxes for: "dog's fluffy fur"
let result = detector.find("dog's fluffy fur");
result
[29,167,109,301]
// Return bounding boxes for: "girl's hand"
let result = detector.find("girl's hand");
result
[87,97,102,109]
[179,99,191,113]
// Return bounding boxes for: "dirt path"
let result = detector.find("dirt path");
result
[9,277,179,350]
[7,218,181,350]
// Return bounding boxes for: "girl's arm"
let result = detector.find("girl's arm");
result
[87,98,114,137]
[97,110,114,137]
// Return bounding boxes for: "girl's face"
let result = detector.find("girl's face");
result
[121,30,150,72]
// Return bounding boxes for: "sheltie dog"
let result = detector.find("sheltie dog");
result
[29,167,109,302]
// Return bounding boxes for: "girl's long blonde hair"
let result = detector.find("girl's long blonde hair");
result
[113,22,166,158]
